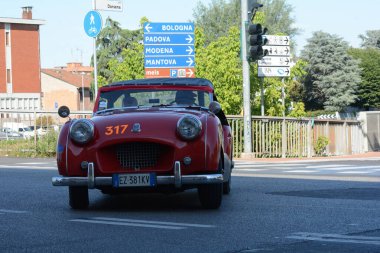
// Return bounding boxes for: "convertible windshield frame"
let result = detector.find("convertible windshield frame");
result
[94,86,213,113]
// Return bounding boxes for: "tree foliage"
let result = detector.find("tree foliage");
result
[193,0,240,45]
[193,0,299,45]
[301,31,361,111]
[359,30,380,49]
[196,27,243,114]
[349,48,380,109]
[95,17,145,85]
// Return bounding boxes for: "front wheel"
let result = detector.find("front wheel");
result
[198,182,223,209]
[69,186,89,209]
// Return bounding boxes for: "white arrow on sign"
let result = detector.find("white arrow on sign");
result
[258,57,291,67]
[186,46,193,55]
[145,23,152,33]
[186,35,194,44]
[263,35,290,46]
[186,57,194,66]
[258,67,291,77]
[263,46,290,56]
[187,68,194,77]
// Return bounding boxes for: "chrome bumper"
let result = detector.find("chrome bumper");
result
[52,161,223,189]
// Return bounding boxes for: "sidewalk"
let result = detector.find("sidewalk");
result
[237,152,380,163]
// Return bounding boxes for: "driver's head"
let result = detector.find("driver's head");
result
[175,91,196,105]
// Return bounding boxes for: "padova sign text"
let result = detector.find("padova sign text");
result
[144,22,195,78]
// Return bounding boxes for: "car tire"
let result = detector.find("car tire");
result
[198,157,223,209]
[69,186,89,209]
[223,176,231,195]
[198,182,223,209]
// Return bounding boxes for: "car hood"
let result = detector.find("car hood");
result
[89,108,208,145]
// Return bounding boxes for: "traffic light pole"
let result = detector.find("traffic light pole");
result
[241,0,253,157]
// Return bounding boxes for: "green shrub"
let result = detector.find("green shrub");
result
[314,136,329,156]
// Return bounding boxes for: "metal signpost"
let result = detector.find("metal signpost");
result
[257,35,291,158]
[143,22,195,78]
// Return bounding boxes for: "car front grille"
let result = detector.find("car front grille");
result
[116,142,161,170]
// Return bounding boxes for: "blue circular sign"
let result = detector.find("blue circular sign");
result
[84,11,102,37]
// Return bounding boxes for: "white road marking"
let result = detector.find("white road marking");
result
[70,219,185,230]
[306,164,350,169]
[18,162,53,165]
[284,170,317,173]
[338,171,373,174]
[234,169,268,172]
[70,217,215,230]
[0,165,55,170]
[235,163,306,168]
[0,209,28,214]
[288,232,380,246]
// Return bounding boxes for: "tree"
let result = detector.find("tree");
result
[95,17,144,85]
[349,48,380,109]
[301,31,361,111]
[359,30,380,49]
[193,0,240,45]
[193,0,299,45]
[196,27,243,114]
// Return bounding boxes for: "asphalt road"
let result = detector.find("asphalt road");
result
[0,158,380,253]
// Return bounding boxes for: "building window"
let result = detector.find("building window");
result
[5,32,10,46]
[6,69,11,83]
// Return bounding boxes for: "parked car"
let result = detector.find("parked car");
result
[17,127,34,139]
[52,78,233,209]
[0,128,23,140]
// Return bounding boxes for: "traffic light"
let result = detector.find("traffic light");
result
[247,23,268,62]
[246,0,268,62]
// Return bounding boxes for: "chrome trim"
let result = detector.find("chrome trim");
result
[52,174,223,187]
[88,162,95,189]
[174,161,181,188]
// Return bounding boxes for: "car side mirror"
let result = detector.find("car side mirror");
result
[209,101,221,114]
[58,106,70,118]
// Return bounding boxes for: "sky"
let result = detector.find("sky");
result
[0,0,379,68]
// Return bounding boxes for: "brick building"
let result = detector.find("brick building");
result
[41,63,93,111]
[0,7,45,112]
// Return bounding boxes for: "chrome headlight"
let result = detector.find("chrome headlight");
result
[69,119,94,144]
[177,115,202,141]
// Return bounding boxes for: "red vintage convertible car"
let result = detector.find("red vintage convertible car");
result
[52,78,233,209]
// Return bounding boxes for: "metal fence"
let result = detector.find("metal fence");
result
[0,110,365,158]
[229,116,365,158]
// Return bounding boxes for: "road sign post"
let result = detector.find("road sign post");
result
[257,35,291,158]
[143,22,195,78]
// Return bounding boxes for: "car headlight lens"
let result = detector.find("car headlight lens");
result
[177,115,202,141]
[69,119,94,144]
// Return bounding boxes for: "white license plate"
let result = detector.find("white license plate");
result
[112,173,156,188]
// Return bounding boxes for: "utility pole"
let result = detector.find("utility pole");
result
[241,0,253,157]
[241,0,268,158]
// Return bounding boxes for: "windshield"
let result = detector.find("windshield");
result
[96,89,212,112]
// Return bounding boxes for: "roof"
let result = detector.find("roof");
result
[42,69,93,89]
[107,78,214,89]
[0,17,45,25]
